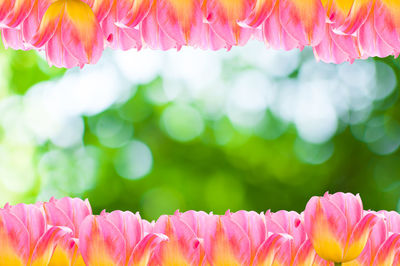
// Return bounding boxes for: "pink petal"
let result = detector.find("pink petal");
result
[304,196,348,262]
[374,0,400,50]
[372,233,400,266]
[279,0,325,46]
[231,211,266,262]
[104,211,143,259]
[203,0,254,46]
[253,233,292,266]
[0,209,30,265]
[151,215,200,265]
[128,233,168,266]
[242,0,277,27]
[344,212,383,262]
[61,0,104,65]
[262,4,302,51]
[30,226,73,266]
[79,215,126,266]
[202,214,251,265]
[140,3,180,50]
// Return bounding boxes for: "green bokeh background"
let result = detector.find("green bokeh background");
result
[1,43,400,221]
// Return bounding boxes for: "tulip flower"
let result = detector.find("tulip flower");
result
[279,0,325,46]
[262,2,302,51]
[43,197,92,265]
[31,0,104,68]
[79,210,167,266]
[304,192,382,263]
[313,24,360,64]
[230,211,267,263]
[96,0,151,50]
[140,2,181,50]
[265,210,307,263]
[202,0,254,46]
[149,214,202,265]
[357,4,395,58]
[201,213,251,265]
[0,203,72,266]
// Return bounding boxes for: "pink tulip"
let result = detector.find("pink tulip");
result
[230,211,267,263]
[262,2,302,51]
[0,203,72,266]
[140,2,181,50]
[313,24,359,64]
[156,0,204,47]
[357,4,395,58]
[96,0,151,50]
[279,0,325,46]
[266,210,307,263]
[79,210,167,266]
[31,0,104,68]
[43,197,92,266]
[149,214,202,265]
[202,0,254,46]
[304,192,382,263]
[200,213,251,265]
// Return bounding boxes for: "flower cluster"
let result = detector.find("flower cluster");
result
[0,192,398,265]
[1,0,399,68]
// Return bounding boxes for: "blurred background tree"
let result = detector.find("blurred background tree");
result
[0,41,399,220]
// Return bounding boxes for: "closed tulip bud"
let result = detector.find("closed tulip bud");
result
[304,192,383,263]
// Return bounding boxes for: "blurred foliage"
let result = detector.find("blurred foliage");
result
[1,42,400,221]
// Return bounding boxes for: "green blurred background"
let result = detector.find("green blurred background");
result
[1,41,400,221]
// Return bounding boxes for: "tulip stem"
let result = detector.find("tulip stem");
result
[334,263,342,266]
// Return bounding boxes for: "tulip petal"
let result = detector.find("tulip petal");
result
[203,0,253,46]
[344,212,383,262]
[304,196,347,262]
[242,0,276,27]
[120,0,152,27]
[375,0,400,50]
[313,24,354,64]
[262,3,301,51]
[0,209,30,266]
[156,0,203,46]
[79,215,126,266]
[279,0,325,46]
[30,226,73,266]
[61,0,104,65]
[253,233,292,266]
[140,3,180,50]
[372,233,400,266]
[3,0,35,28]
[203,215,251,265]
[335,0,373,34]
[151,215,200,265]
[128,233,168,266]
[31,0,64,48]
[231,211,266,261]
[105,211,143,260]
